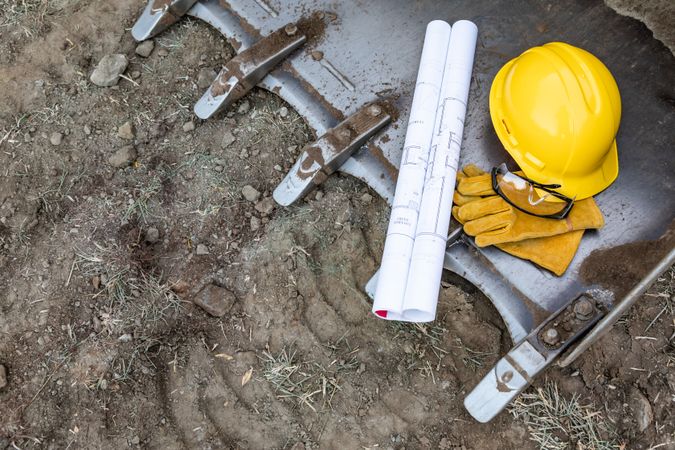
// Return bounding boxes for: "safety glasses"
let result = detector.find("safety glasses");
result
[491,164,575,219]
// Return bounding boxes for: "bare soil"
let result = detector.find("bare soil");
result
[1,1,673,449]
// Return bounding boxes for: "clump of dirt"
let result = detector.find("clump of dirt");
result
[580,221,675,297]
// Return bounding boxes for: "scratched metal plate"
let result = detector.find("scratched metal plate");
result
[187,0,675,343]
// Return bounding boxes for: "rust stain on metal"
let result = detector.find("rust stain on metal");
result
[367,143,398,183]
[219,0,262,40]
[297,145,325,180]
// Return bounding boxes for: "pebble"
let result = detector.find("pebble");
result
[241,185,261,202]
[192,284,237,317]
[92,275,101,289]
[287,145,298,152]
[183,168,196,180]
[360,193,373,204]
[131,436,141,445]
[196,244,210,255]
[274,164,283,172]
[239,148,249,159]
[182,121,195,133]
[0,364,7,390]
[315,191,324,201]
[237,100,250,115]
[145,227,160,244]
[130,70,141,79]
[197,68,217,89]
[255,197,275,216]
[157,48,169,57]
[221,131,236,148]
[118,121,135,140]
[90,54,128,87]
[118,334,133,343]
[49,132,63,146]
[214,165,224,173]
[250,216,261,231]
[83,124,91,135]
[135,40,155,58]
[631,388,653,432]
[278,106,289,118]
[108,145,137,168]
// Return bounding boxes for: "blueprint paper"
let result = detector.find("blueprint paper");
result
[372,20,452,320]
[401,20,478,322]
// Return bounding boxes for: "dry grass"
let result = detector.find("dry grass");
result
[261,338,359,412]
[509,381,619,450]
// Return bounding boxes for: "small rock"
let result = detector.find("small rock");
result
[157,48,169,57]
[239,148,249,159]
[196,244,210,255]
[130,70,141,79]
[90,54,128,87]
[0,364,7,390]
[630,388,653,432]
[131,436,141,445]
[274,164,283,172]
[135,40,155,58]
[315,191,324,201]
[287,145,298,152]
[92,275,101,289]
[108,145,137,168]
[197,68,217,89]
[255,197,275,216]
[145,227,160,244]
[221,131,236,148]
[237,100,250,115]
[250,216,261,231]
[118,334,133,343]
[278,106,289,118]
[192,284,237,317]
[360,193,373,204]
[183,168,196,180]
[214,165,224,173]
[241,185,261,202]
[83,124,91,135]
[118,121,135,140]
[182,121,195,133]
[49,132,63,146]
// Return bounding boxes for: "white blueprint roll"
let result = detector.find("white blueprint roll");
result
[372,20,452,320]
[402,20,478,322]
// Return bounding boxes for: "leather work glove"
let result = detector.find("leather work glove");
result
[452,165,597,276]
[453,165,604,247]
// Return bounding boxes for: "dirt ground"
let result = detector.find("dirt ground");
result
[1,1,674,449]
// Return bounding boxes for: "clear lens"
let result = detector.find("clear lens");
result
[495,169,570,217]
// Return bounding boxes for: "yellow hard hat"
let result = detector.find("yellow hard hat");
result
[489,42,621,200]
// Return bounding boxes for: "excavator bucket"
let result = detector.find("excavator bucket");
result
[131,0,675,422]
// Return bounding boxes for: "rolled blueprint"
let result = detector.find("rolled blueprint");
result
[402,20,478,322]
[372,20,452,320]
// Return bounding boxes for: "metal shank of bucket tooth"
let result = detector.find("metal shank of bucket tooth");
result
[194,23,307,119]
[131,0,199,41]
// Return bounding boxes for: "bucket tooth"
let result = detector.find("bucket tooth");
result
[194,23,307,119]
[131,0,199,41]
[273,102,392,206]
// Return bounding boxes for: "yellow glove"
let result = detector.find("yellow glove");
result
[453,166,604,247]
[452,165,592,276]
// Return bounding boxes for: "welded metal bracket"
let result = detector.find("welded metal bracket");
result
[274,102,392,206]
[131,0,199,41]
[194,23,307,119]
[464,292,608,422]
